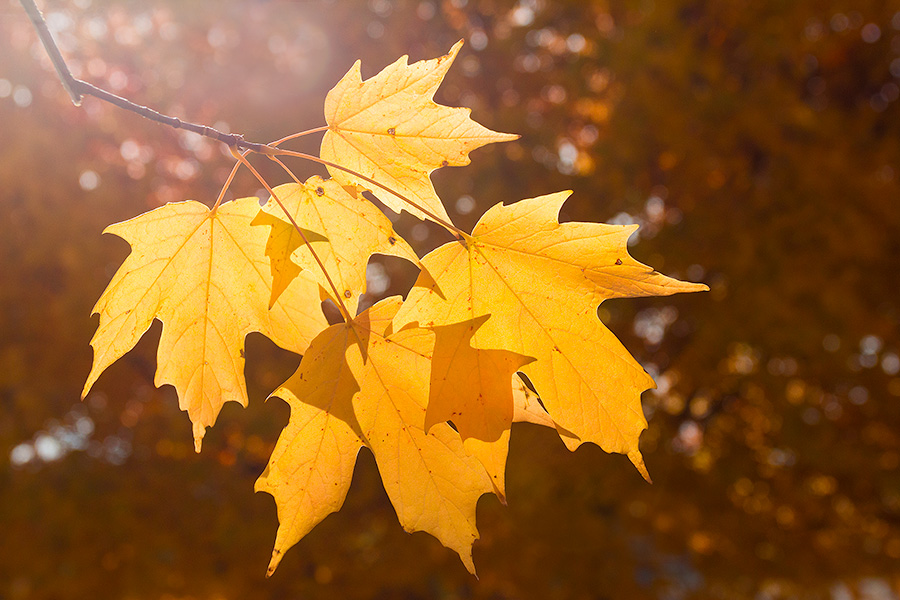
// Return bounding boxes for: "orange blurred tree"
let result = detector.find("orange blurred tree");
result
[2,1,899,599]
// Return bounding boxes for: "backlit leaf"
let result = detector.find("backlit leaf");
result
[321,41,517,223]
[252,177,418,314]
[259,297,492,575]
[83,198,328,450]
[395,192,708,479]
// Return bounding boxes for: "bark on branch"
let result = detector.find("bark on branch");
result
[19,0,279,154]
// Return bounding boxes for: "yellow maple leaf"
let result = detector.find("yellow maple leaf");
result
[427,315,534,442]
[394,191,708,479]
[251,177,419,315]
[258,297,492,575]
[423,315,534,500]
[254,308,364,577]
[83,198,328,450]
[321,40,517,223]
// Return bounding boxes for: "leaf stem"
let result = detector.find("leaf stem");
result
[268,156,302,185]
[269,127,330,146]
[212,152,248,211]
[231,149,352,323]
[212,128,331,210]
[273,148,466,238]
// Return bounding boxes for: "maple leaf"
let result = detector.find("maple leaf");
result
[394,191,708,479]
[251,177,418,315]
[424,315,535,500]
[257,297,493,575]
[321,40,517,223]
[83,198,328,450]
[427,315,535,442]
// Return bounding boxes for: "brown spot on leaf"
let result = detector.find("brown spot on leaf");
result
[441,160,449,167]
[388,236,396,245]
[615,258,623,265]
[344,290,352,298]
[315,186,325,196]
[387,127,396,135]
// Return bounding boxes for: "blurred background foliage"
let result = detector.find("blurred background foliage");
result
[1,0,900,598]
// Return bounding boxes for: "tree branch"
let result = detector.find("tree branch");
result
[18,0,279,154]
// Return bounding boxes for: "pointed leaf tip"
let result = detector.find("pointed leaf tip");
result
[629,451,652,484]
[266,548,283,577]
[193,423,205,453]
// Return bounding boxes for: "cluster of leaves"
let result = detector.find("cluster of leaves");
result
[81,41,706,574]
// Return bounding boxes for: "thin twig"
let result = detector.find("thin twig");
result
[77,81,279,154]
[19,0,278,154]
[19,0,82,105]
